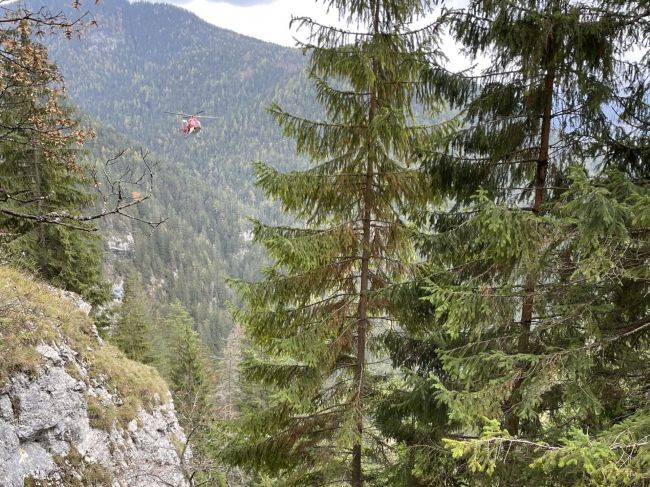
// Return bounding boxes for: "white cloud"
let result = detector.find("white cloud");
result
[136,0,479,71]
[143,0,336,46]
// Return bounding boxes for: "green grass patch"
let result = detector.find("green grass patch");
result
[23,446,113,486]
[0,266,60,384]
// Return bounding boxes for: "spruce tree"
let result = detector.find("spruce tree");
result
[0,22,107,304]
[214,323,245,420]
[224,1,451,484]
[156,301,224,486]
[112,273,154,364]
[166,303,214,415]
[378,0,650,484]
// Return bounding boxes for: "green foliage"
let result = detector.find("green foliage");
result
[0,24,108,305]
[164,303,214,414]
[378,0,650,485]
[152,301,227,484]
[111,273,154,364]
[8,2,646,486]
[223,1,453,484]
[423,0,643,205]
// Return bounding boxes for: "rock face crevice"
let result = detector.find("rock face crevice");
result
[0,273,190,487]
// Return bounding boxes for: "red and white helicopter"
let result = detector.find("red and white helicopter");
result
[165,111,219,137]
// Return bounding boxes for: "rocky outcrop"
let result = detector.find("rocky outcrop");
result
[0,267,189,487]
[105,232,135,258]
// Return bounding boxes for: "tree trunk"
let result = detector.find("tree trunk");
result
[507,43,556,437]
[32,146,46,250]
[352,68,377,487]
[352,4,381,484]
[352,184,370,485]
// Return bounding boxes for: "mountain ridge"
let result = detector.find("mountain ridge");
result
[36,0,315,352]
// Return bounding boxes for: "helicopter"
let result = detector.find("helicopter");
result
[164,111,219,137]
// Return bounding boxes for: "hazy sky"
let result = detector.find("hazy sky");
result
[137,0,477,70]
[140,0,340,46]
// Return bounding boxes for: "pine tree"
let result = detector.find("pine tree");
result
[378,0,650,484]
[224,1,452,484]
[112,273,154,364]
[0,21,107,304]
[215,323,245,420]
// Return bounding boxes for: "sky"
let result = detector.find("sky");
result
[137,0,477,70]
[140,0,342,47]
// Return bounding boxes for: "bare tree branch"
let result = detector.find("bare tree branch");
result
[1,149,167,233]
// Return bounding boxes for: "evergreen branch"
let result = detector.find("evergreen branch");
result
[447,435,650,452]
[608,316,650,341]
[291,15,442,40]
[270,103,365,130]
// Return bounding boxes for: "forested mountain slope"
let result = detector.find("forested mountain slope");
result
[36,0,314,351]
[84,124,245,351]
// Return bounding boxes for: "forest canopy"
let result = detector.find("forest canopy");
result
[0,0,647,486]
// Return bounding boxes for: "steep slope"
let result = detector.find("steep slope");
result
[34,0,315,351]
[0,267,189,486]
[43,0,310,194]
[86,124,247,350]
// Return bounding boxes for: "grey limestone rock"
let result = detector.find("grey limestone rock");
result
[0,421,22,486]
[0,394,13,421]
[13,366,87,441]
[0,292,189,487]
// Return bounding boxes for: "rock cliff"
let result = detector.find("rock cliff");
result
[0,267,189,486]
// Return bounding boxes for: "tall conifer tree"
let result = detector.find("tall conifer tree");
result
[0,21,107,304]
[166,303,214,415]
[225,1,451,484]
[378,0,650,484]
[112,273,154,364]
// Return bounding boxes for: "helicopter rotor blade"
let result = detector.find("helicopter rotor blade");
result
[164,111,219,119]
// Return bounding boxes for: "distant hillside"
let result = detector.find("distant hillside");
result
[34,0,317,351]
[44,0,309,169]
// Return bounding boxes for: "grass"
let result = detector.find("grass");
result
[89,345,168,428]
[23,447,114,486]
[86,395,117,432]
[0,267,60,384]
[0,266,168,429]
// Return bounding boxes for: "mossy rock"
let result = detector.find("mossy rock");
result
[23,447,112,486]
[0,266,168,427]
